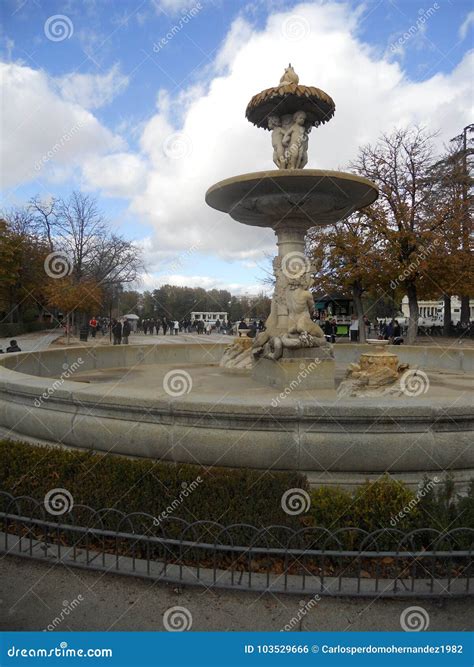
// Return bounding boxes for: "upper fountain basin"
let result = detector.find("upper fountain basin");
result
[205,170,378,229]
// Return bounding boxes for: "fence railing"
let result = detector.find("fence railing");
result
[1,492,472,598]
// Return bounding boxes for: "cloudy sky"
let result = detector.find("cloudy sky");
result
[1,0,473,295]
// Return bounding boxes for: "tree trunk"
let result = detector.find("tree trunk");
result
[460,295,470,326]
[443,294,451,337]
[352,283,366,343]
[406,282,419,344]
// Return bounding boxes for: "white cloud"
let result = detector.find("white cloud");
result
[122,2,473,262]
[459,11,474,40]
[141,272,269,296]
[152,0,204,15]
[2,2,473,273]
[82,153,147,198]
[0,62,123,189]
[56,64,129,110]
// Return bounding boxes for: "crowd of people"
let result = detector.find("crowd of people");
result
[138,317,232,335]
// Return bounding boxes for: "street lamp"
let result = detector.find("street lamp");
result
[450,124,473,326]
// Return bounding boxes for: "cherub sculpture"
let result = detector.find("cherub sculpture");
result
[283,111,309,170]
[268,115,286,169]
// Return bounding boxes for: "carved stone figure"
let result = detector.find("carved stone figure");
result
[286,273,325,343]
[268,115,287,169]
[279,64,299,86]
[252,262,331,361]
[283,111,309,170]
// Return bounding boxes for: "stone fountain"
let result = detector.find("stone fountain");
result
[206,65,378,390]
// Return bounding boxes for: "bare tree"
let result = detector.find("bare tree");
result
[351,127,451,344]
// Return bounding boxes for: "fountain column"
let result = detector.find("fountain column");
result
[273,223,307,334]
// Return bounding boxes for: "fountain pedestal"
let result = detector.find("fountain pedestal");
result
[252,347,335,390]
[205,67,378,393]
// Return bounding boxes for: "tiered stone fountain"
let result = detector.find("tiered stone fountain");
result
[1,65,472,490]
[206,65,378,389]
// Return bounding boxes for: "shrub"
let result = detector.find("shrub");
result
[0,321,53,338]
[351,476,420,533]
[308,486,352,531]
[0,439,308,533]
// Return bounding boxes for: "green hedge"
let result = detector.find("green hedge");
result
[0,321,54,338]
[0,440,308,531]
[0,440,472,548]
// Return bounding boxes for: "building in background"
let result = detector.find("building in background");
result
[190,311,228,324]
[401,296,474,324]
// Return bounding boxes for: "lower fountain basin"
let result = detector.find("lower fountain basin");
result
[1,343,473,491]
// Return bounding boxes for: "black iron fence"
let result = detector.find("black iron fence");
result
[1,492,472,598]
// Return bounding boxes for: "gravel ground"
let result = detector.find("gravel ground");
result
[0,556,472,632]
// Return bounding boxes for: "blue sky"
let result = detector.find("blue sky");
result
[1,0,473,294]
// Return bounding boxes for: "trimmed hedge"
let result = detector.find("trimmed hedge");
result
[0,440,308,530]
[0,440,472,545]
[0,322,54,338]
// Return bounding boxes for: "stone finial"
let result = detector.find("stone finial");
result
[279,64,299,86]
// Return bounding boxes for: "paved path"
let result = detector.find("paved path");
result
[0,556,471,632]
[0,331,62,353]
